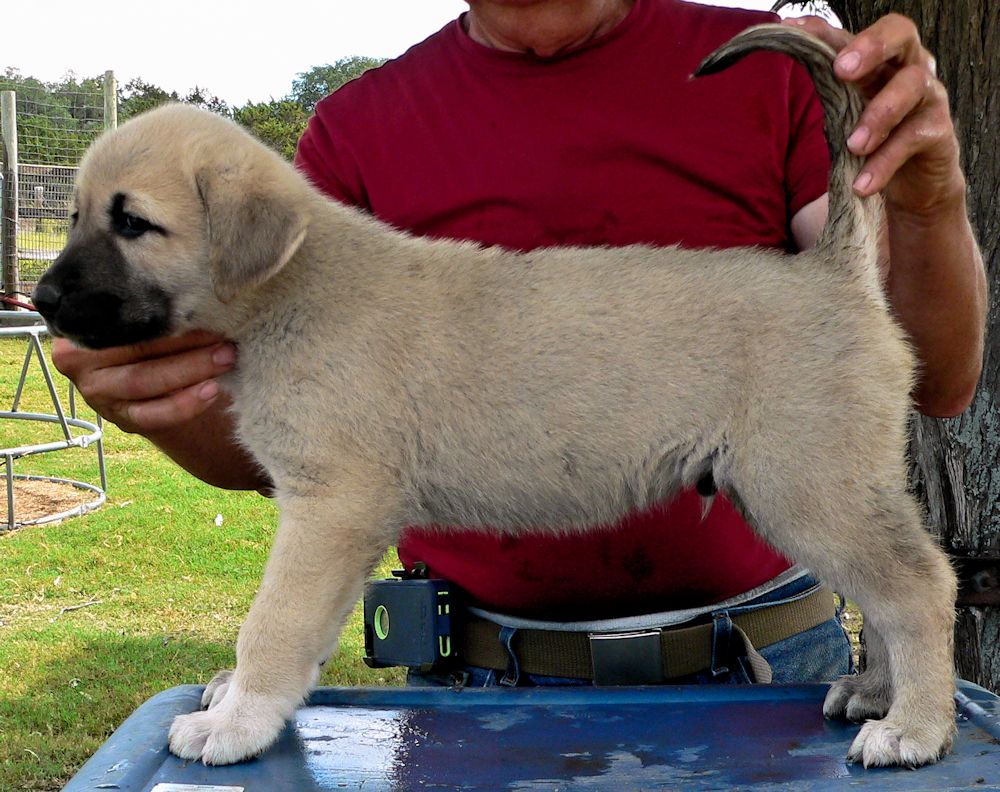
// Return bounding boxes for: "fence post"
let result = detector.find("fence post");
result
[103,71,117,131]
[1,90,19,298]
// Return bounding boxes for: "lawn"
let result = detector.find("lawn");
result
[14,221,68,291]
[0,334,404,791]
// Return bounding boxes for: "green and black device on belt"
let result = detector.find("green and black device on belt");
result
[363,563,458,672]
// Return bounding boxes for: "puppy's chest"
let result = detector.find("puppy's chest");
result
[221,357,359,468]
[219,367,281,443]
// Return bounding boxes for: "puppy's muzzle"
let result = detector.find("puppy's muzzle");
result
[30,281,63,319]
[33,234,173,349]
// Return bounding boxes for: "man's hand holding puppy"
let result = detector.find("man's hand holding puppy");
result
[52,332,271,492]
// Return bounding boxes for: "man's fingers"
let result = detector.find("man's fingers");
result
[852,101,959,201]
[49,331,237,434]
[846,64,932,157]
[120,380,225,434]
[784,14,932,96]
[94,343,236,403]
[52,331,229,378]
[831,14,933,97]
[784,11,956,207]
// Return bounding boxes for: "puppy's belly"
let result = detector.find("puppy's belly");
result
[407,441,698,533]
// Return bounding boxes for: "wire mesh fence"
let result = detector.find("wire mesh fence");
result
[1,73,115,300]
[13,163,77,290]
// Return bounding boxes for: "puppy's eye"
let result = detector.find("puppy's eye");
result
[116,211,153,238]
[109,192,165,240]
[70,211,79,228]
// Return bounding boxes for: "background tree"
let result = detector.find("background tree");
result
[52,73,105,126]
[118,79,228,120]
[0,69,98,163]
[233,99,311,161]
[291,56,386,113]
[180,86,230,116]
[118,78,179,120]
[788,0,999,689]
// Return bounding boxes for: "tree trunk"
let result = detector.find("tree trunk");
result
[821,0,1000,689]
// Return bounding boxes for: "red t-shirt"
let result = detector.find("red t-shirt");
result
[295,0,831,619]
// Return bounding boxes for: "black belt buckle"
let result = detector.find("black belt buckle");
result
[589,629,663,685]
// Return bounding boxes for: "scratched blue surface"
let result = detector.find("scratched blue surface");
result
[64,681,1000,791]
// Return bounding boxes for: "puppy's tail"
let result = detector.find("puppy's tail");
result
[695,24,882,292]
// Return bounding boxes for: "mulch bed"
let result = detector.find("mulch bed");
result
[1,477,92,527]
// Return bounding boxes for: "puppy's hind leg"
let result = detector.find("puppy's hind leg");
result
[840,488,957,768]
[168,470,401,765]
[823,618,892,723]
[726,439,956,768]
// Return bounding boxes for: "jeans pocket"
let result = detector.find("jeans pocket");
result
[759,618,853,683]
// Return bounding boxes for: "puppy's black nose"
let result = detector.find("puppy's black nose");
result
[32,281,63,317]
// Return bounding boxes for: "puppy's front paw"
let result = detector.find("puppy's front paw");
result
[823,674,891,722]
[168,691,288,765]
[847,716,955,768]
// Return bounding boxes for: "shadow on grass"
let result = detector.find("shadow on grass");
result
[2,632,233,792]
[2,628,404,792]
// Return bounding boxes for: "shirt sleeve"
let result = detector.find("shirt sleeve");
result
[293,96,371,211]
[784,60,831,219]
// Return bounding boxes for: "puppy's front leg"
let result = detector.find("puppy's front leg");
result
[169,483,398,765]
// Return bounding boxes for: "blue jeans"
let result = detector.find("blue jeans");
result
[408,574,854,688]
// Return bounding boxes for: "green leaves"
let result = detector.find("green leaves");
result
[290,56,387,113]
[232,99,311,161]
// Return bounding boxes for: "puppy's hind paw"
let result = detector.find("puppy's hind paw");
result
[847,717,955,768]
[200,668,234,710]
[823,674,890,722]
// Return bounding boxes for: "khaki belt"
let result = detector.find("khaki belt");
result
[459,584,836,684]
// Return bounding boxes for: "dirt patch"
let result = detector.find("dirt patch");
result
[2,477,94,527]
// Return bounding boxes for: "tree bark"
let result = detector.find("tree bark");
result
[819,0,1000,689]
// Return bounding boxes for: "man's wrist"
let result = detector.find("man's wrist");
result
[884,163,968,228]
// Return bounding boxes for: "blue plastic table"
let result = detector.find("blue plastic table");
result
[63,681,1000,791]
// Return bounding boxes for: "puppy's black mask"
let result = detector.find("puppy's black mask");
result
[32,230,172,349]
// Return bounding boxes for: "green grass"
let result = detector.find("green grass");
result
[15,261,51,288]
[0,336,404,791]
[14,220,68,290]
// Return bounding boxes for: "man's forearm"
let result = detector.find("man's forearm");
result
[145,395,273,494]
[886,187,987,418]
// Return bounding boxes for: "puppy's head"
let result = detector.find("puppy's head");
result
[33,103,309,349]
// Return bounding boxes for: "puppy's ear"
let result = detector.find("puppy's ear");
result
[197,166,309,303]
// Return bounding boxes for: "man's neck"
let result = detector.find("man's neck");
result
[464,0,634,58]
